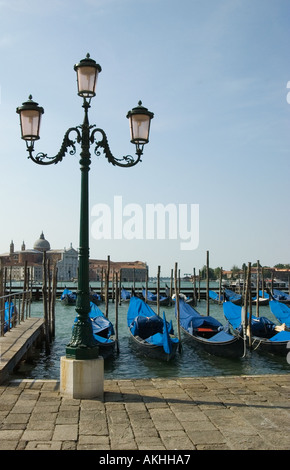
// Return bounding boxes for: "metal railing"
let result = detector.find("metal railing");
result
[0,290,32,336]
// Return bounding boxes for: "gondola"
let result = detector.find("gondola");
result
[89,287,102,305]
[172,291,195,306]
[251,294,269,306]
[73,302,116,359]
[272,289,290,304]
[223,301,290,356]
[142,288,172,306]
[4,301,17,332]
[61,287,101,306]
[260,289,290,305]
[270,300,290,327]
[208,290,224,303]
[90,302,116,358]
[175,299,244,358]
[61,288,77,305]
[121,287,142,301]
[121,287,132,302]
[224,289,242,305]
[127,296,179,361]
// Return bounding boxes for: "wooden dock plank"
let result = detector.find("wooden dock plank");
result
[0,317,44,384]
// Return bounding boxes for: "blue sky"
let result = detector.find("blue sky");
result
[0,0,289,277]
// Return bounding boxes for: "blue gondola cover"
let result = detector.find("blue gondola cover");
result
[176,298,222,331]
[127,296,178,355]
[270,300,290,327]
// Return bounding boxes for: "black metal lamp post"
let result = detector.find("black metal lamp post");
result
[16,53,154,360]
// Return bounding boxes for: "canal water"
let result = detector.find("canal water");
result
[13,282,290,380]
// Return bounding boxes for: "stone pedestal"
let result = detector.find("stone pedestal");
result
[60,356,104,399]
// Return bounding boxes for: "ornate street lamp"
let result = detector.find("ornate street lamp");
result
[16,95,44,142]
[16,54,154,360]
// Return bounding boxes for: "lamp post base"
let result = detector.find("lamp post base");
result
[65,345,99,360]
[60,356,104,399]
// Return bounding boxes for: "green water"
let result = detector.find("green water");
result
[13,289,290,381]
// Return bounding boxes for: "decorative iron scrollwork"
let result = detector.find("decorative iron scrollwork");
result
[25,124,143,168]
[90,128,142,167]
[26,127,81,165]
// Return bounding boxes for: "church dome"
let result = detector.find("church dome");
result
[33,232,51,252]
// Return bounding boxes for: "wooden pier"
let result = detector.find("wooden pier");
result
[5,284,262,302]
[0,317,44,384]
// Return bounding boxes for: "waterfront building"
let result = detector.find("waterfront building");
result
[0,234,147,283]
[0,233,78,282]
[89,259,148,282]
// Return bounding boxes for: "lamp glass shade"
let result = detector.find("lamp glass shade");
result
[76,65,99,98]
[20,109,42,141]
[127,101,154,145]
[16,96,44,141]
[74,55,102,98]
[129,114,151,144]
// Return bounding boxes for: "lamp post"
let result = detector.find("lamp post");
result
[16,54,154,362]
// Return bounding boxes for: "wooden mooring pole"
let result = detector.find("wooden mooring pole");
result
[21,261,28,322]
[157,266,160,316]
[243,262,252,349]
[256,260,260,318]
[219,268,223,304]
[105,255,110,317]
[192,268,197,307]
[174,262,181,351]
[42,252,50,353]
[51,264,58,339]
[42,253,58,352]
[206,250,209,316]
[115,271,119,354]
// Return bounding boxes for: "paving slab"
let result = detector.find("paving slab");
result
[0,374,289,450]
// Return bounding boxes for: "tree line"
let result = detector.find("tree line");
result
[199,263,290,281]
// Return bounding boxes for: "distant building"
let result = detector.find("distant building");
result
[33,232,51,252]
[0,233,78,282]
[54,244,78,281]
[0,234,147,283]
[221,267,290,286]
[89,259,148,282]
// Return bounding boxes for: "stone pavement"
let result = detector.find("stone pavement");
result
[0,374,289,451]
